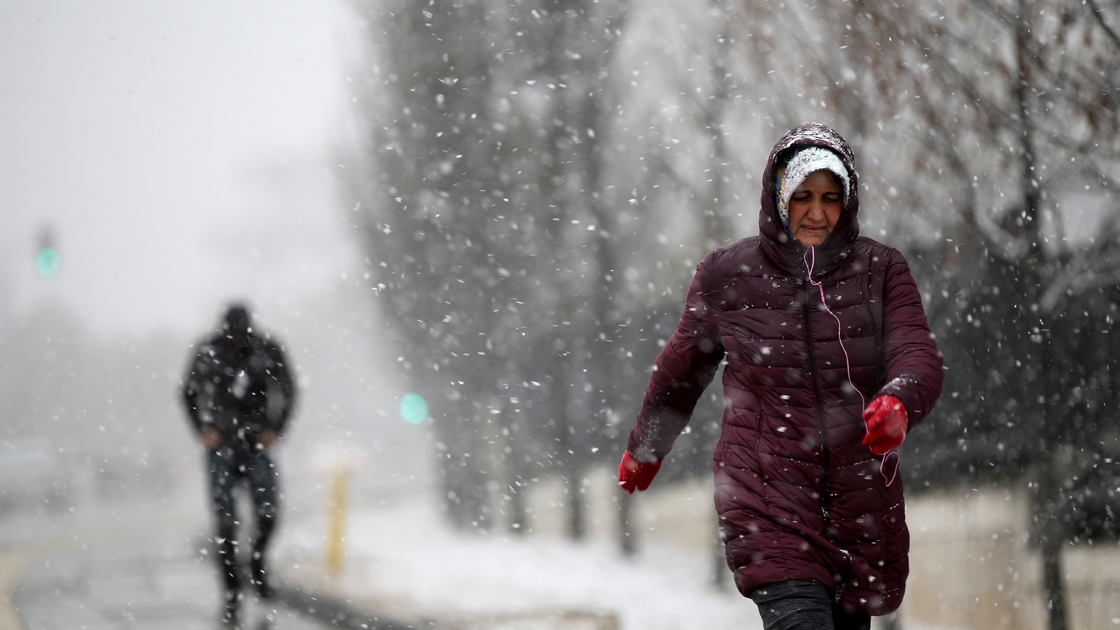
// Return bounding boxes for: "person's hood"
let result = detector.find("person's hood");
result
[759,122,860,279]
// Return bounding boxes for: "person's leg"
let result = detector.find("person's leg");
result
[831,603,871,630]
[749,580,835,630]
[245,450,280,598]
[208,447,242,616]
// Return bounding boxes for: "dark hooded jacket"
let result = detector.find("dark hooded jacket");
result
[626,123,943,615]
[181,308,297,455]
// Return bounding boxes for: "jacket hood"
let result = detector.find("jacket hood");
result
[759,123,860,278]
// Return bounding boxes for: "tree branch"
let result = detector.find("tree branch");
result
[1039,214,1120,312]
[1086,0,1120,51]
[974,205,1031,262]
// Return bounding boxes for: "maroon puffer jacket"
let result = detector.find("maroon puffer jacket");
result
[626,123,943,615]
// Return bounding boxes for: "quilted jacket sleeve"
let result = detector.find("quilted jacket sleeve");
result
[626,255,726,462]
[875,248,944,429]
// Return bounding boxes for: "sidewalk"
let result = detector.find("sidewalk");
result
[270,495,757,630]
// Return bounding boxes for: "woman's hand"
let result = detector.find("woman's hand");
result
[618,451,663,494]
[862,395,908,455]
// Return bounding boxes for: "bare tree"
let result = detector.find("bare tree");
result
[344,0,639,538]
[726,0,1120,626]
[854,4,1117,627]
[345,0,524,530]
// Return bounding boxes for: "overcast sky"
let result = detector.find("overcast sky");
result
[0,0,362,337]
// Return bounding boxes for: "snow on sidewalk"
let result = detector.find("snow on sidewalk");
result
[273,497,761,630]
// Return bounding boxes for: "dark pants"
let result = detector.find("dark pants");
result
[207,446,279,595]
[750,580,872,630]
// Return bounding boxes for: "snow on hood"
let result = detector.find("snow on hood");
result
[776,145,852,230]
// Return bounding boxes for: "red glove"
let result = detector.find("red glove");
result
[862,395,908,455]
[618,452,663,494]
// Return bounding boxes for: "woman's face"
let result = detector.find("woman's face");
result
[787,170,843,247]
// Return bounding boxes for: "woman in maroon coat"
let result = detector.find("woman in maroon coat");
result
[618,123,943,629]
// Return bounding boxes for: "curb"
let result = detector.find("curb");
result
[273,580,620,630]
[274,581,429,630]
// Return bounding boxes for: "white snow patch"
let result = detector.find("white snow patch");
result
[277,496,759,630]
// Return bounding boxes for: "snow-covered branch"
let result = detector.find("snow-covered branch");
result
[973,205,1030,261]
[1086,0,1120,51]
[1039,214,1120,313]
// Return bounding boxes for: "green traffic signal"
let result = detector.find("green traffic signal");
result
[35,244,60,278]
[400,393,428,425]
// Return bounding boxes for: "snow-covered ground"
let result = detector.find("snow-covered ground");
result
[271,481,978,630]
[276,496,761,630]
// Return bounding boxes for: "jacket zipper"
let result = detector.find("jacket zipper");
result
[802,278,831,532]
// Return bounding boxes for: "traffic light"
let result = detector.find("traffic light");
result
[35,228,60,278]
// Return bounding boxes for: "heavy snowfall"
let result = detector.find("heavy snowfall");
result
[1,0,1119,629]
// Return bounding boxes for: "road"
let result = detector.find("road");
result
[1,494,354,630]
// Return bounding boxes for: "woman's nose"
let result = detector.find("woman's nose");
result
[807,198,825,218]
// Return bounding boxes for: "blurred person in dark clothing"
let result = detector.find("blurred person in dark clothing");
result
[181,303,297,622]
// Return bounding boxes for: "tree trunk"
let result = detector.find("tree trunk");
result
[500,408,528,535]
[711,521,726,586]
[618,490,635,556]
[1015,2,1067,626]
